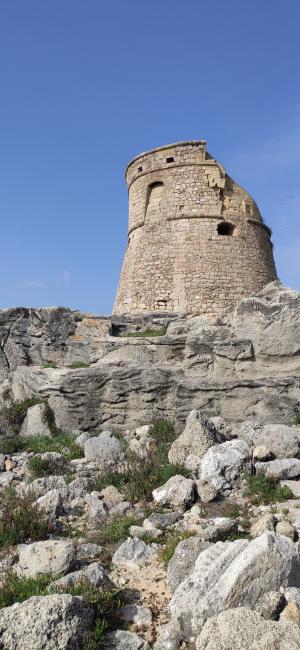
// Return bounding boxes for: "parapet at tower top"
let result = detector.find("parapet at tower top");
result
[114,139,277,317]
[125,140,216,185]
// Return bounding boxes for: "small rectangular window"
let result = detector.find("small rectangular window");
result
[137,166,143,173]
[166,157,174,163]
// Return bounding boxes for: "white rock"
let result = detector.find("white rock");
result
[0,594,93,650]
[195,606,300,650]
[168,410,220,465]
[104,630,149,649]
[170,531,300,640]
[51,562,110,590]
[255,458,300,479]
[152,475,196,508]
[119,604,152,627]
[84,431,124,465]
[112,537,158,567]
[199,439,250,493]
[17,539,75,578]
[20,403,52,438]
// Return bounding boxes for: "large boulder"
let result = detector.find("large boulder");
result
[0,593,93,650]
[168,411,221,465]
[152,475,196,508]
[167,536,210,592]
[17,539,75,578]
[238,422,300,459]
[169,532,300,640]
[195,607,300,650]
[84,431,124,465]
[198,439,250,494]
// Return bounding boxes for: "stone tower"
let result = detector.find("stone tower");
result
[113,141,277,317]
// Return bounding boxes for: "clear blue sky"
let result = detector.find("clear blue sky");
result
[1,1,299,314]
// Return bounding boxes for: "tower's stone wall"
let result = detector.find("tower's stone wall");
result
[113,141,277,317]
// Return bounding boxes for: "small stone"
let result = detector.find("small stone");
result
[104,630,149,649]
[253,445,273,461]
[255,590,286,619]
[276,520,296,540]
[4,458,14,471]
[280,601,300,625]
[119,604,152,627]
[250,514,276,538]
[152,475,196,508]
[112,537,158,568]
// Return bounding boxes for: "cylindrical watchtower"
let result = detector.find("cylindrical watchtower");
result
[113,141,277,317]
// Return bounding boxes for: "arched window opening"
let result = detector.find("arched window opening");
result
[145,181,164,220]
[217,222,235,236]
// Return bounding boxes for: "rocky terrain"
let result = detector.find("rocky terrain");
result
[0,281,299,648]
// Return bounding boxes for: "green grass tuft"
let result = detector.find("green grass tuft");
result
[121,326,167,338]
[67,361,90,368]
[0,571,52,608]
[245,473,294,505]
[91,514,138,545]
[0,487,50,547]
[42,362,57,369]
[295,412,300,425]
[28,455,69,479]
[0,436,21,455]
[22,433,83,460]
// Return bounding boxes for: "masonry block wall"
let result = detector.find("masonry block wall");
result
[113,141,277,317]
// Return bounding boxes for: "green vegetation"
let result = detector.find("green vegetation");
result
[121,326,167,338]
[67,361,90,369]
[1,398,41,434]
[91,514,138,546]
[244,473,294,505]
[2,388,12,401]
[59,584,125,648]
[0,436,21,455]
[92,419,189,503]
[0,432,83,460]
[23,433,83,460]
[0,487,50,547]
[28,455,69,479]
[42,362,57,369]
[160,531,195,567]
[224,503,241,519]
[0,571,51,608]
[295,412,300,425]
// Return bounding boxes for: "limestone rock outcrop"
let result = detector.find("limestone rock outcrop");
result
[0,282,298,433]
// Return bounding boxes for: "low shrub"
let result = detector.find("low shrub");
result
[244,473,294,505]
[67,361,90,369]
[22,433,83,460]
[92,514,138,545]
[92,419,188,502]
[0,436,21,455]
[295,412,300,425]
[59,584,125,648]
[28,455,69,479]
[1,398,41,434]
[0,571,51,608]
[0,487,50,547]
[42,362,57,369]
